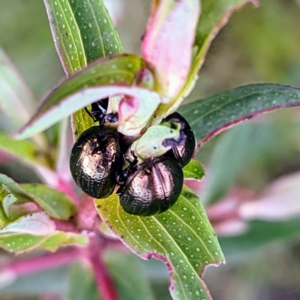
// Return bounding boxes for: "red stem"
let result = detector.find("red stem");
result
[54,220,77,232]
[89,252,120,300]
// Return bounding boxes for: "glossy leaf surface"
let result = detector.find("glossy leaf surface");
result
[14,55,160,139]
[95,186,224,300]
[178,84,300,147]
[44,0,123,137]
[142,0,200,99]
[0,230,87,254]
[183,159,205,180]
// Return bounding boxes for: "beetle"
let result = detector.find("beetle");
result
[117,156,183,216]
[70,98,121,198]
[161,112,195,167]
[70,126,121,198]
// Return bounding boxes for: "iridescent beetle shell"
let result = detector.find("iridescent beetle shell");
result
[117,157,183,216]
[161,112,195,167]
[70,126,120,198]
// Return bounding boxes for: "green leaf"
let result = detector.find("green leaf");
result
[44,0,123,74]
[183,159,205,180]
[0,48,36,127]
[44,0,123,137]
[202,123,252,204]
[2,193,19,217]
[21,184,76,220]
[0,174,76,220]
[0,133,50,168]
[95,186,224,300]
[220,219,300,262]
[0,204,10,228]
[0,212,55,235]
[14,54,160,140]
[178,84,300,147]
[0,48,48,148]
[0,173,37,203]
[40,231,87,251]
[68,263,101,300]
[0,232,52,253]
[180,0,258,98]
[0,230,87,254]
[0,212,87,254]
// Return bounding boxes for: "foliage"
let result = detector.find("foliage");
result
[1,0,300,300]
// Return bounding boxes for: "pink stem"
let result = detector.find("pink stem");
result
[89,252,120,300]
[56,178,79,206]
[54,220,77,232]
[1,248,82,278]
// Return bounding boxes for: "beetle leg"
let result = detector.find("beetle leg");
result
[84,106,98,122]
[116,151,139,185]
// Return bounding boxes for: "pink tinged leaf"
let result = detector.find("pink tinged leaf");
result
[118,95,161,136]
[142,0,201,98]
[2,194,40,219]
[96,188,225,299]
[14,86,162,140]
[6,202,41,220]
[0,212,55,236]
[13,54,159,139]
[213,218,248,237]
[239,172,300,221]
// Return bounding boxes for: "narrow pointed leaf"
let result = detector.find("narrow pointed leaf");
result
[220,219,300,261]
[0,230,87,254]
[14,55,161,139]
[0,48,36,127]
[44,0,123,73]
[0,174,39,203]
[179,0,259,101]
[0,48,48,148]
[183,159,205,180]
[39,231,88,251]
[178,84,300,147]
[44,0,123,136]
[142,0,200,99]
[0,210,86,254]
[0,174,76,220]
[95,186,224,300]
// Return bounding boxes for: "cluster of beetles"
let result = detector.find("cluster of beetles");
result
[69,98,196,216]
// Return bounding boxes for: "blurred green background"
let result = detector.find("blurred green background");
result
[1,0,300,299]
